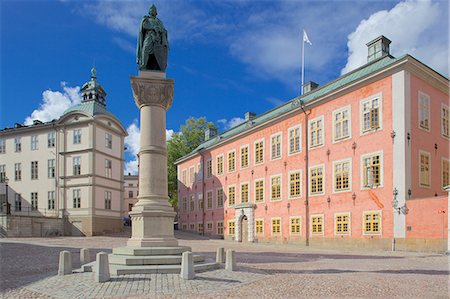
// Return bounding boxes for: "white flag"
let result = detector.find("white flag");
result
[303,30,312,45]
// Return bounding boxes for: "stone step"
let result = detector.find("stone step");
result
[112,246,192,256]
[109,254,205,265]
[110,262,220,275]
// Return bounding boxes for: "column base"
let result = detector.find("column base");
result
[127,237,178,247]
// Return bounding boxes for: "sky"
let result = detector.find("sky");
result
[1,0,448,174]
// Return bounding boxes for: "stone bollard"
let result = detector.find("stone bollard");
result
[216,247,225,264]
[80,248,91,265]
[94,252,110,283]
[225,250,236,271]
[58,251,72,276]
[180,251,195,280]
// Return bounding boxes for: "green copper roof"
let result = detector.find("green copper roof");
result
[62,100,120,122]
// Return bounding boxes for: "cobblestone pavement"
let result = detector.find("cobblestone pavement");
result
[1,230,449,298]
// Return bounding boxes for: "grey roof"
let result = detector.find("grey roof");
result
[61,100,120,122]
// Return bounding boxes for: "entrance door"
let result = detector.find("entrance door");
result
[240,216,248,243]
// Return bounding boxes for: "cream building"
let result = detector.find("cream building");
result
[123,174,139,217]
[0,68,127,236]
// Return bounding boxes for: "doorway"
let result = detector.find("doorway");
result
[240,216,248,243]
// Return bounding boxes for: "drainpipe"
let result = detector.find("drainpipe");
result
[300,101,310,247]
[200,151,205,236]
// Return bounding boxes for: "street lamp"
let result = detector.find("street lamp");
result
[4,176,10,214]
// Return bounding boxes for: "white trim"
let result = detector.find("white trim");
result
[240,181,250,204]
[442,157,450,191]
[310,213,324,236]
[418,150,431,189]
[441,103,450,139]
[270,217,282,236]
[332,104,352,143]
[332,158,352,194]
[227,184,236,207]
[359,92,383,136]
[360,150,384,190]
[227,149,236,173]
[239,144,250,170]
[254,138,265,165]
[288,169,302,199]
[418,91,431,132]
[254,218,265,236]
[253,177,265,203]
[334,212,351,236]
[270,131,283,161]
[309,164,326,196]
[287,124,302,156]
[289,216,302,236]
[308,115,325,150]
[215,154,224,176]
[269,173,283,201]
[362,210,382,236]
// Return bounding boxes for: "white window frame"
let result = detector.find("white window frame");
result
[332,158,352,193]
[189,166,195,185]
[289,216,302,236]
[48,159,55,178]
[334,212,351,236]
[73,156,81,176]
[227,149,236,173]
[31,135,39,151]
[228,220,236,236]
[309,164,325,196]
[216,221,224,235]
[270,217,282,236]
[418,91,430,132]
[253,178,265,203]
[206,159,212,178]
[73,189,81,209]
[216,154,224,176]
[216,187,224,208]
[47,132,55,148]
[362,210,382,236]
[197,192,203,210]
[14,137,21,152]
[442,157,450,190]
[104,191,112,210]
[228,184,236,207]
[197,222,204,233]
[206,190,213,210]
[254,138,265,165]
[270,132,282,161]
[181,169,187,185]
[73,128,82,144]
[288,124,302,156]
[360,150,384,190]
[360,93,383,135]
[441,103,449,139]
[310,214,324,236]
[308,115,325,149]
[31,161,38,180]
[0,139,5,154]
[332,105,352,143]
[196,163,202,181]
[240,181,250,204]
[206,221,213,232]
[105,133,112,149]
[240,144,250,169]
[288,169,302,199]
[105,159,112,178]
[418,150,431,188]
[255,218,264,236]
[270,174,282,201]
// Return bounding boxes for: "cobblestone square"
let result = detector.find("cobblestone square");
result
[0,230,448,298]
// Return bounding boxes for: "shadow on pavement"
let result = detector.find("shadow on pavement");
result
[251,267,450,276]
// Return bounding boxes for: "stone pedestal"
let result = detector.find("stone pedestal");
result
[127,71,177,247]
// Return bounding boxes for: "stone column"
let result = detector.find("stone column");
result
[127,71,177,247]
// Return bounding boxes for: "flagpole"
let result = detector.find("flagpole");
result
[301,31,305,95]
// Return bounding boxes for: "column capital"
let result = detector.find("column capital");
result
[130,76,174,111]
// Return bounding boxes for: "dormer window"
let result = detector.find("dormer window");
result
[367,35,391,63]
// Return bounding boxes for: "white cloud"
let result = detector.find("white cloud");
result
[24,82,82,125]
[342,0,448,76]
[166,129,174,140]
[218,117,245,130]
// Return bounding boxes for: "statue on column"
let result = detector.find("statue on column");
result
[136,4,169,72]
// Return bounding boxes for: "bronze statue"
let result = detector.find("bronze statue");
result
[136,5,169,72]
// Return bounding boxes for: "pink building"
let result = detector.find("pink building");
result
[175,36,450,252]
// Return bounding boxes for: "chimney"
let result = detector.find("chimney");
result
[245,112,256,122]
[302,81,319,94]
[204,127,218,141]
[367,35,391,63]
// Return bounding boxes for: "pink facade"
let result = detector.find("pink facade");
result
[176,38,449,252]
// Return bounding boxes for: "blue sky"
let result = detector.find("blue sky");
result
[1,0,448,174]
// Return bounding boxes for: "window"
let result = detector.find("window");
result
[255,140,264,164]
[48,159,55,178]
[198,193,203,210]
[206,222,213,231]
[73,156,81,175]
[361,96,381,133]
[14,163,21,181]
[190,195,195,211]
[442,104,449,138]
[206,159,212,178]
[105,159,112,178]
[290,217,301,235]
[217,221,224,235]
[362,152,382,188]
[105,133,112,149]
[129,203,133,211]
[128,190,133,198]
[289,171,302,198]
[182,224,187,230]
[206,191,213,209]
[31,192,38,210]
[241,183,249,203]
[228,186,236,206]
[254,179,264,203]
[14,137,21,152]
[216,155,224,175]
[418,91,430,131]
[189,166,195,184]
[333,106,351,141]
[288,125,301,155]
[0,139,5,153]
[335,213,350,235]
[311,215,323,235]
[0,165,5,182]
[189,223,195,231]
[419,151,431,187]
[442,158,450,189]
[14,194,21,211]
[104,191,112,209]
[240,145,249,168]
[196,163,202,181]
[270,133,282,160]
[31,161,38,180]
[31,135,39,150]
[72,189,81,208]
[255,219,264,235]
[271,218,281,235]
[73,129,81,144]
[310,116,324,148]
[310,165,324,195]
[270,175,281,201]
[48,132,55,148]
[363,211,381,235]
[216,188,224,208]
[228,151,236,172]
[181,169,187,185]
[198,223,204,233]
[182,197,187,212]
[334,160,351,192]
[228,221,235,235]
[48,191,55,210]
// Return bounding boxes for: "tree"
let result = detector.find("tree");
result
[167,117,217,207]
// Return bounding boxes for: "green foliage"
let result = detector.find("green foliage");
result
[167,117,217,208]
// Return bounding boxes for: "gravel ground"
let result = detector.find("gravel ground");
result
[0,229,448,298]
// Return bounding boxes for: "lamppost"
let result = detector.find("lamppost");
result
[4,176,10,214]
